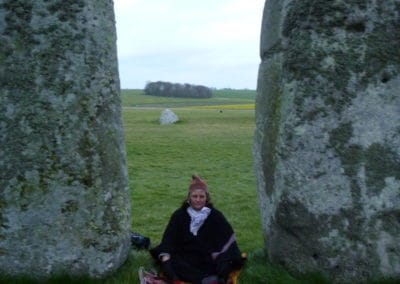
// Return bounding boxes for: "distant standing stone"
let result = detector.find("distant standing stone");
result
[160,109,179,125]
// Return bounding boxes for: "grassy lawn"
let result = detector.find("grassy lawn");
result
[115,91,328,284]
[124,108,261,252]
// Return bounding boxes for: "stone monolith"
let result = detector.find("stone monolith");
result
[160,108,179,125]
[0,0,131,279]
[254,1,400,283]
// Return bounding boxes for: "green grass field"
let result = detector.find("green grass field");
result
[121,89,255,109]
[124,108,261,251]
[2,90,333,284]
[114,90,328,284]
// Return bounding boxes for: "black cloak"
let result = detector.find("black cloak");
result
[150,203,241,283]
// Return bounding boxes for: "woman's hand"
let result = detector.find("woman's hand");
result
[211,252,220,260]
[159,253,171,262]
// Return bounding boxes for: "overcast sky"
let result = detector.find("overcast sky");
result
[113,0,265,90]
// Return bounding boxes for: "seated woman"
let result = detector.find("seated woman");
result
[150,175,242,284]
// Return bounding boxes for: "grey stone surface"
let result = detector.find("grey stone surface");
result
[254,0,400,283]
[0,0,131,279]
[160,108,179,125]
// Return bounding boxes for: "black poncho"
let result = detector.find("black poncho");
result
[150,203,241,283]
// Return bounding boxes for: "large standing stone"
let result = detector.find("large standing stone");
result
[254,0,400,283]
[0,0,131,279]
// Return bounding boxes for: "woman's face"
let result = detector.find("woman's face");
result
[189,189,207,210]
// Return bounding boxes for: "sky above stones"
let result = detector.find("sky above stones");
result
[114,0,265,90]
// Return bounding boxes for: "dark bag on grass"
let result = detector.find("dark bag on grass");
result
[131,231,151,250]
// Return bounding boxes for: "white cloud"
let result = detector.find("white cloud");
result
[113,0,265,89]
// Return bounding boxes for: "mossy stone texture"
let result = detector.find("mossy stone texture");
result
[254,0,400,283]
[0,0,131,279]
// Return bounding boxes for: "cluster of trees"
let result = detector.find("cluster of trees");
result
[144,81,212,98]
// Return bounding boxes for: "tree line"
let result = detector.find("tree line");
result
[144,81,212,98]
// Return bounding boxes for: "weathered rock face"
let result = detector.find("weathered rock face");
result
[254,0,400,283]
[0,0,131,279]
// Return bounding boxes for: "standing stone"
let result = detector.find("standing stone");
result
[0,0,131,279]
[254,0,400,283]
[160,108,179,125]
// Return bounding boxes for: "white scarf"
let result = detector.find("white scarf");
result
[187,206,211,236]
